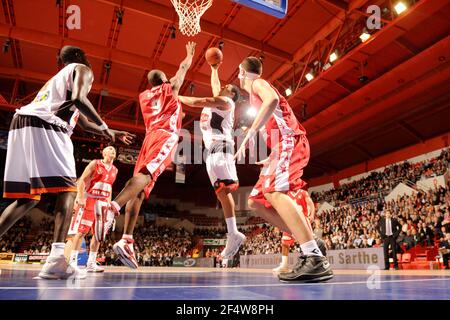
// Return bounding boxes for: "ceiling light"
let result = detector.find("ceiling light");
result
[329,52,338,63]
[285,87,292,96]
[394,2,408,14]
[305,73,314,82]
[359,32,371,43]
[246,107,257,118]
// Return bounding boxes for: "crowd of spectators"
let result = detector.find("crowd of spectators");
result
[0,216,31,253]
[95,225,195,266]
[311,148,449,205]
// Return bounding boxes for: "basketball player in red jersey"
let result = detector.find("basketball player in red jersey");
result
[0,46,134,279]
[66,146,118,273]
[99,42,196,268]
[235,57,333,282]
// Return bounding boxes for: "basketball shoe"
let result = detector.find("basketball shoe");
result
[113,238,138,269]
[86,262,105,273]
[220,232,246,259]
[278,254,333,283]
[37,255,86,280]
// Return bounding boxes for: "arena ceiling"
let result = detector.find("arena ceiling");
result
[0,0,449,186]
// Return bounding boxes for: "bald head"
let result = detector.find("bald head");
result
[147,70,168,87]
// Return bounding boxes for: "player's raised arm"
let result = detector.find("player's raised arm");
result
[235,78,279,161]
[211,65,221,97]
[77,114,136,145]
[178,95,231,110]
[170,41,196,97]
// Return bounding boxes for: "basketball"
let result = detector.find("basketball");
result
[205,47,223,66]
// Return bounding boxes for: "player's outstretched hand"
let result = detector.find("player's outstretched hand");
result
[186,41,196,56]
[111,130,136,145]
[234,142,247,162]
[102,128,115,143]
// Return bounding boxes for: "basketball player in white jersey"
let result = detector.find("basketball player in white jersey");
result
[178,64,245,259]
[66,146,118,273]
[0,46,134,279]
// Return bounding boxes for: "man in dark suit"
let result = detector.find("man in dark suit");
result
[378,210,401,270]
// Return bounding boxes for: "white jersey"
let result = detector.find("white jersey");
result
[15,63,88,135]
[200,96,235,150]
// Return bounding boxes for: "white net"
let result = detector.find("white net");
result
[171,0,213,37]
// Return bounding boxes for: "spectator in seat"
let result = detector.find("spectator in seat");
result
[403,230,415,250]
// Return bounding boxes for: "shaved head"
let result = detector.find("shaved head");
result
[147,70,168,87]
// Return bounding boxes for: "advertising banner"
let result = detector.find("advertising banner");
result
[240,248,385,270]
[172,257,215,268]
[0,253,15,263]
[203,239,227,246]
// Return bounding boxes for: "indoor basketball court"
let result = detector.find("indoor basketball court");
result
[0,0,450,306]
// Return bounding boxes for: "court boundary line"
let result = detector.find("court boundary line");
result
[0,277,449,290]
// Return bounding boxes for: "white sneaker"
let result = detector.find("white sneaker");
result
[272,264,290,274]
[113,238,138,269]
[86,263,105,273]
[37,255,86,280]
[67,263,87,279]
[220,232,246,259]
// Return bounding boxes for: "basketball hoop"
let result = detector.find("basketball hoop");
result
[171,0,213,37]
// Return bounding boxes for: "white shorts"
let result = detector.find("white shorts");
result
[205,142,239,194]
[3,114,77,200]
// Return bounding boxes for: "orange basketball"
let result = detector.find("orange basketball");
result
[205,47,223,66]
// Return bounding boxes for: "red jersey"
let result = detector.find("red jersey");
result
[250,81,306,148]
[85,160,118,199]
[139,83,182,133]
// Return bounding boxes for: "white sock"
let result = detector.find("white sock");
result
[70,250,79,265]
[122,234,133,241]
[87,252,98,265]
[281,255,288,266]
[225,217,238,234]
[300,240,323,257]
[50,242,65,257]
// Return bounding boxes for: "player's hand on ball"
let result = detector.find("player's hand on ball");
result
[112,130,136,145]
[186,41,196,56]
[211,63,221,70]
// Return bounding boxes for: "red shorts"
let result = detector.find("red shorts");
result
[68,197,107,235]
[134,130,179,198]
[249,134,310,209]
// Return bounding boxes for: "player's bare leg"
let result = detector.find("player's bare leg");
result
[86,235,104,272]
[0,199,39,237]
[39,192,86,279]
[113,191,146,269]
[112,173,151,209]
[273,241,291,274]
[217,190,246,259]
[264,192,332,282]
[64,237,73,260]
[247,199,292,234]
[68,232,84,266]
